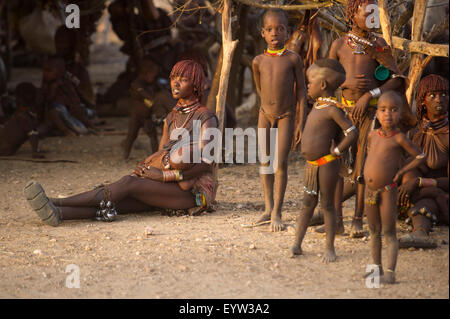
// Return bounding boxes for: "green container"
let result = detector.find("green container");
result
[375,65,390,81]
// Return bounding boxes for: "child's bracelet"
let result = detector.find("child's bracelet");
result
[333,147,342,156]
[343,125,356,137]
[416,152,425,160]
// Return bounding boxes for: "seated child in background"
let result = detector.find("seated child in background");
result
[252,9,308,232]
[54,26,96,109]
[40,57,96,136]
[123,58,161,160]
[0,82,44,158]
[363,90,426,283]
[291,59,358,263]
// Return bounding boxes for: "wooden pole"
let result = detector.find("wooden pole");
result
[227,4,248,112]
[406,0,428,107]
[378,0,393,49]
[213,0,238,192]
[206,49,223,112]
[389,36,448,57]
[234,0,334,10]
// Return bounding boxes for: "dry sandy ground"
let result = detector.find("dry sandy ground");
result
[1,39,448,299]
[0,121,448,299]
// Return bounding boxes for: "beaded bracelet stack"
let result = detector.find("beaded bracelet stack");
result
[162,170,183,182]
[418,177,437,188]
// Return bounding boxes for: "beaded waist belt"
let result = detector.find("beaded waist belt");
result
[307,154,338,166]
[381,182,397,192]
[341,96,378,107]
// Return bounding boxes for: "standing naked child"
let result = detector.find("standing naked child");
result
[123,58,161,159]
[0,82,43,158]
[291,59,357,262]
[327,0,414,237]
[363,91,425,283]
[252,9,308,232]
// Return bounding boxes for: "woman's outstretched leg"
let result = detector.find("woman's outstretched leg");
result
[27,176,196,225]
[59,197,154,220]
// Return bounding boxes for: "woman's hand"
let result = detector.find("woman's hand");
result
[351,93,372,122]
[342,74,372,91]
[397,178,418,207]
[133,162,145,177]
[393,171,404,184]
[141,166,163,181]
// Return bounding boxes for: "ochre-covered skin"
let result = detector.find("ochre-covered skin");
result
[397,75,449,249]
[252,10,308,232]
[363,91,425,284]
[37,61,217,222]
[291,60,357,263]
[328,0,410,237]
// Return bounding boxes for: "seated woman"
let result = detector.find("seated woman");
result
[24,60,218,226]
[397,74,449,248]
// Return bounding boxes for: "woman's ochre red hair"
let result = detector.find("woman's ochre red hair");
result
[170,59,205,100]
[416,74,449,121]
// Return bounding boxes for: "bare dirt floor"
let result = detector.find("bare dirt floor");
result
[0,45,448,300]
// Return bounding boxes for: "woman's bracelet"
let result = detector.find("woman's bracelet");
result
[418,177,438,188]
[423,178,438,188]
[418,177,423,188]
[162,170,183,182]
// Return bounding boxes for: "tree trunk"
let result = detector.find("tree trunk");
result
[406,0,427,108]
[212,0,239,196]
[206,49,223,112]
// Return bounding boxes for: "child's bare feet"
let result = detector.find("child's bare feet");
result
[290,244,302,257]
[256,212,271,224]
[350,216,364,238]
[314,218,346,235]
[309,210,324,226]
[271,215,284,232]
[322,248,337,263]
[380,270,395,284]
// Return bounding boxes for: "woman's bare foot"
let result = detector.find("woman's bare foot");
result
[322,248,337,263]
[350,216,365,238]
[398,230,437,249]
[24,181,61,227]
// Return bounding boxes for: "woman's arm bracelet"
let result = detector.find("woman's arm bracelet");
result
[162,170,183,182]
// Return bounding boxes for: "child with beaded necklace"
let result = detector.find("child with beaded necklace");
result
[327,0,414,238]
[363,90,425,283]
[252,9,308,232]
[291,59,357,263]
